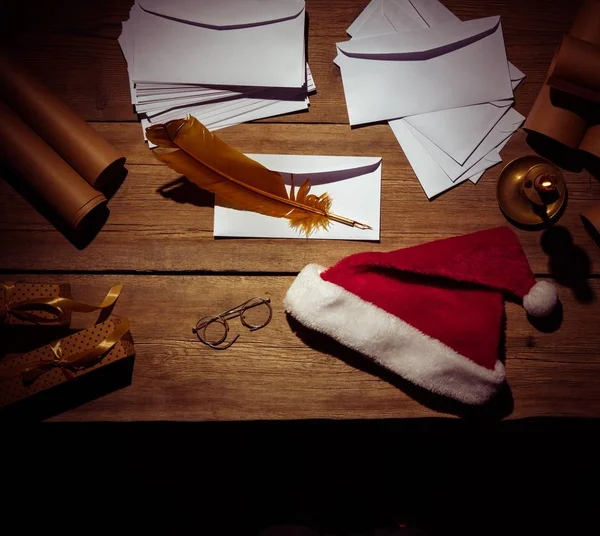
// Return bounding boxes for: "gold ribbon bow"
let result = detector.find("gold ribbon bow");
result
[0,318,131,385]
[0,282,123,325]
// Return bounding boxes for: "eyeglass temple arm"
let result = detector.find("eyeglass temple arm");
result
[215,297,271,322]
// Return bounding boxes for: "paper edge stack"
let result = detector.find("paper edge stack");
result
[335,0,525,199]
[117,0,315,147]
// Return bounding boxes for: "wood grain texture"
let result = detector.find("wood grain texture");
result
[1,0,599,421]
[1,124,599,273]
[0,274,596,421]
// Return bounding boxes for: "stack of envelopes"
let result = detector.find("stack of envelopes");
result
[336,0,526,198]
[119,0,313,144]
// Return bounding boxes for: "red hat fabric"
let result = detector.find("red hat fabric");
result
[284,227,558,405]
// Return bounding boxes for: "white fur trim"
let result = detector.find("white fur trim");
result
[284,264,505,406]
[523,281,559,317]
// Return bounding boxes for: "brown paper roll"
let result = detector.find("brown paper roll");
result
[0,51,125,189]
[581,202,600,244]
[548,36,600,102]
[580,124,600,158]
[523,84,588,148]
[0,101,107,229]
[571,0,600,45]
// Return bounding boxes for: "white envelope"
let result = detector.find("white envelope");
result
[141,96,309,147]
[337,16,513,125]
[403,108,524,182]
[135,89,261,113]
[347,0,422,37]
[347,0,384,36]
[469,136,512,184]
[135,67,316,106]
[342,0,523,164]
[207,98,309,130]
[380,0,526,89]
[131,0,306,88]
[144,88,309,118]
[509,63,526,87]
[390,109,523,198]
[390,120,501,199]
[214,155,382,240]
[405,0,461,26]
[402,100,514,168]
[149,92,308,123]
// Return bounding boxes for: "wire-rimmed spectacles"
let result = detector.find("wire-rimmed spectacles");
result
[192,297,272,350]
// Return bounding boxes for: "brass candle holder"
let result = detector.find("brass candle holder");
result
[497,156,567,227]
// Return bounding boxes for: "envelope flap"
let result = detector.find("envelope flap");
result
[248,155,382,184]
[138,0,305,29]
[408,0,460,26]
[337,16,500,59]
[382,0,428,32]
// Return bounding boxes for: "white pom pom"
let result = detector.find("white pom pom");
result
[523,281,559,317]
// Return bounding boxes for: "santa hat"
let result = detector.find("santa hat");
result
[284,227,558,405]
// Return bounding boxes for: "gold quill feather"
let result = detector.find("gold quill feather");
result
[146,117,371,236]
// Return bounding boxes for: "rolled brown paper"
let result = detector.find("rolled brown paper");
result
[0,101,107,229]
[523,84,588,148]
[571,0,600,45]
[581,202,600,244]
[0,51,126,189]
[580,124,600,158]
[525,0,600,162]
[548,36,600,102]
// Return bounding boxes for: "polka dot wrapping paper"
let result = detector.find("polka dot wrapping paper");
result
[0,316,135,410]
[1,281,72,326]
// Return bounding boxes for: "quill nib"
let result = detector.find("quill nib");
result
[327,212,372,230]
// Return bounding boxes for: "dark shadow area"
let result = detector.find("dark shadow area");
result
[581,148,600,180]
[97,163,128,200]
[525,132,584,173]
[541,226,594,303]
[0,324,73,359]
[213,235,382,244]
[581,211,600,248]
[157,176,215,208]
[1,165,111,250]
[286,315,514,421]
[4,419,599,536]
[0,353,135,422]
[527,300,564,333]
[95,301,119,325]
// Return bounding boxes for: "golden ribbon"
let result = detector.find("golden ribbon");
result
[0,318,131,385]
[0,282,123,325]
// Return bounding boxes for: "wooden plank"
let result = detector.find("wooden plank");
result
[1,0,598,425]
[1,124,599,274]
[1,274,597,421]
[0,0,579,122]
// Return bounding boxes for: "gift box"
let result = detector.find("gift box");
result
[1,281,73,326]
[1,281,124,327]
[0,316,135,410]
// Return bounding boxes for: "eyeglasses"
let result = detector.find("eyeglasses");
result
[192,297,272,350]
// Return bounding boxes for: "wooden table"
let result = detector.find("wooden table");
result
[1,0,599,421]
